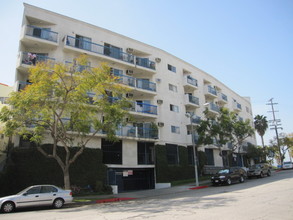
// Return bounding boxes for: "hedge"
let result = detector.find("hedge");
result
[0,145,108,196]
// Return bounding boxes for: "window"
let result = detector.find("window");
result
[171,125,180,134]
[104,43,122,59]
[75,35,92,50]
[26,186,41,195]
[137,142,154,164]
[169,84,177,92]
[246,106,250,113]
[170,104,179,112]
[166,144,179,164]
[167,64,176,73]
[102,139,122,164]
[188,146,198,165]
[205,149,215,165]
[41,186,58,193]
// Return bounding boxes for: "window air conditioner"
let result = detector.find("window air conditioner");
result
[126,48,134,53]
[126,70,134,75]
[157,99,163,104]
[126,93,134,98]
[158,122,164,127]
[155,57,161,63]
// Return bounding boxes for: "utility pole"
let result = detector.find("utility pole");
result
[266,98,283,166]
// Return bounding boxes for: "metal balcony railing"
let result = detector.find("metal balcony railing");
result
[26,25,58,42]
[207,85,217,96]
[22,52,55,66]
[129,102,157,115]
[66,36,155,70]
[186,75,198,87]
[188,94,199,105]
[114,73,156,92]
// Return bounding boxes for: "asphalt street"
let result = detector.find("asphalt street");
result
[1,169,293,220]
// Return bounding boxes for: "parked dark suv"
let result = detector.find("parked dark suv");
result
[247,163,271,178]
[211,167,246,186]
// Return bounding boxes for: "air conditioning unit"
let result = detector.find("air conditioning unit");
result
[157,99,163,104]
[155,57,161,63]
[158,122,164,127]
[126,48,134,53]
[126,70,134,75]
[126,93,133,98]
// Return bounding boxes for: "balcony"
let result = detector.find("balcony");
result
[183,75,198,92]
[184,94,200,109]
[115,125,158,139]
[218,92,228,104]
[114,73,156,95]
[17,81,31,91]
[61,119,158,140]
[205,102,220,115]
[21,25,59,48]
[204,85,218,99]
[18,52,55,71]
[233,102,242,112]
[65,36,156,71]
[128,102,158,119]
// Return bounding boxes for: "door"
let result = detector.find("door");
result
[17,186,42,208]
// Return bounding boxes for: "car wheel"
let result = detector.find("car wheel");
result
[267,170,271,176]
[1,201,15,213]
[53,198,64,209]
[226,178,232,185]
[259,172,264,178]
[239,176,245,183]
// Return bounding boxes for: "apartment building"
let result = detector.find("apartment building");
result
[0,83,13,155]
[14,4,256,192]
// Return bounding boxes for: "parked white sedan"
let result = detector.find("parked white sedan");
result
[283,161,293,169]
[0,185,73,213]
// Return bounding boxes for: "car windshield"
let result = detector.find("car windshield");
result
[284,162,291,165]
[218,169,229,174]
[17,186,31,195]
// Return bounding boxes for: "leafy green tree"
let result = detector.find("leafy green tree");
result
[254,115,268,148]
[246,143,267,164]
[197,107,254,158]
[0,55,130,189]
[230,113,255,153]
[269,133,293,166]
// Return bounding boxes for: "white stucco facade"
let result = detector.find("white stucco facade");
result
[14,4,257,189]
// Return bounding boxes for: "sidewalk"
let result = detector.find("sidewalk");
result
[72,180,211,206]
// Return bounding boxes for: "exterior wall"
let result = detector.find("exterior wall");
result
[14,4,257,185]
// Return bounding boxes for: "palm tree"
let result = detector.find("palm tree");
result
[254,115,268,148]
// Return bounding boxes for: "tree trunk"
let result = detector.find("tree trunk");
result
[261,136,265,148]
[63,166,71,190]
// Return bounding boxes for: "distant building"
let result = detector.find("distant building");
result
[13,3,256,192]
[0,83,13,154]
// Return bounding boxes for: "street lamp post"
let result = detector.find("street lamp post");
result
[186,112,199,187]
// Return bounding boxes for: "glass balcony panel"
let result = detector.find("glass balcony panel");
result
[26,25,58,42]
[188,95,199,105]
[187,76,198,87]
[130,102,157,115]
[136,79,156,92]
[22,52,55,66]
[208,85,217,96]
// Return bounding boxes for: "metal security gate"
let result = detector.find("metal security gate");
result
[107,168,155,192]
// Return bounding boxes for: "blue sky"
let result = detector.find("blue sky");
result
[1,0,292,145]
